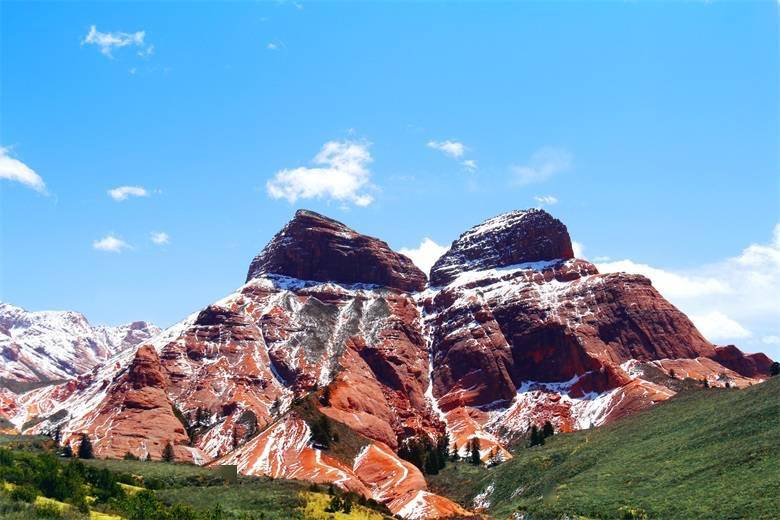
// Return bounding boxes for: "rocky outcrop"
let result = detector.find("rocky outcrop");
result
[61,345,207,463]
[0,302,159,383]
[246,210,426,292]
[430,209,574,285]
[706,345,774,379]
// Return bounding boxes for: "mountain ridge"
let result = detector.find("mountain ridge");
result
[0,302,160,384]
[1,208,773,519]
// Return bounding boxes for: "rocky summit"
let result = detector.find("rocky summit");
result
[2,208,774,519]
[246,209,427,292]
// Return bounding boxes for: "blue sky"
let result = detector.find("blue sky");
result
[1,1,778,357]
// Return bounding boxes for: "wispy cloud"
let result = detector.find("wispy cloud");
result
[93,235,130,252]
[82,25,152,58]
[533,195,558,206]
[511,147,572,186]
[108,186,148,201]
[150,232,170,245]
[427,139,466,159]
[0,147,46,193]
[266,40,285,51]
[266,140,374,207]
[400,238,448,276]
[462,159,478,171]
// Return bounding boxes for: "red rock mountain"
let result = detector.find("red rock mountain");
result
[4,209,773,518]
[246,209,427,292]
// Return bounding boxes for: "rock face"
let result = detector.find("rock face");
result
[0,302,159,383]
[246,209,426,292]
[430,209,574,286]
[706,345,774,379]
[7,208,774,519]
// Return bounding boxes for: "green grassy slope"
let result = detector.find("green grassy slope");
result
[430,378,780,519]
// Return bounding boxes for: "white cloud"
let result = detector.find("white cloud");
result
[596,223,780,349]
[266,140,374,207]
[534,195,558,206]
[400,238,448,276]
[93,235,130,252]
[511,147,572,186]
[267,42,279,50]
[0,147,46,193]
[82,25,151,58]
[150,232,170,245]
[597,259,730,300]
[108,186,148,201]
[761,335,780,345]
[462,159,477,171]
[572,241,585,259]
[689,311,751,341]
[427,140,466,159]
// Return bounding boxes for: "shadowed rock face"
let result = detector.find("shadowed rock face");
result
[430,209,574,286]
[707,345,774,378]
[246,210,427,292]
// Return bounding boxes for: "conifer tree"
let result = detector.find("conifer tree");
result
[469,437,481,465]
[542,420,555,439]
[77,433,93,459]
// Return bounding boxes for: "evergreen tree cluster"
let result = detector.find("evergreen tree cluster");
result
[308,415,334,449]
[325,494,352,514]
[398,434,449,475]
[529,420,555,447]
[466,437,481,465]
[0,446,260,519]
[0,447,121,513]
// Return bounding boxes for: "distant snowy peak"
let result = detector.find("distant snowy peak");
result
[0,302,159,384]
[430,208,575,286]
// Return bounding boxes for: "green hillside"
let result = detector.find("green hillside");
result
[430,377,780,519]
[0,440,391,519]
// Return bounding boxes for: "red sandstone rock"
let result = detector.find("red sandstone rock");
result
[246,209,426,292]
[430,209,575,286]
[706,345,774,379]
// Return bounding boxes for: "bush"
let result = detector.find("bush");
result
[162,442,175,463]
[32,501,66,519]
[9,484,38,503]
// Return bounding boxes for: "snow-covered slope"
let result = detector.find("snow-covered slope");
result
[0,302,159,384]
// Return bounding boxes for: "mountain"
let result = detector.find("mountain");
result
[0,302,160,385]
[428,375,780,519]
[3,209,773,519]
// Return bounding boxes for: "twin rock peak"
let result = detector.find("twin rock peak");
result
[246,208,576,291]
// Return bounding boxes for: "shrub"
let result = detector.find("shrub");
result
[162,442,175,463]
[32,501,66,519]
[9,484,38,503]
